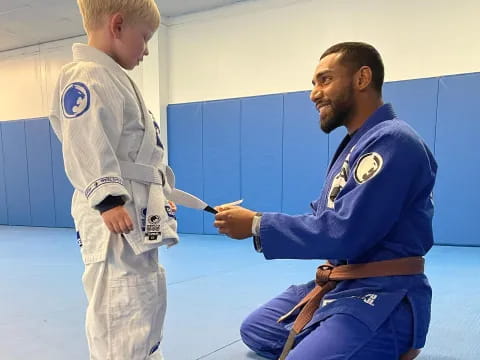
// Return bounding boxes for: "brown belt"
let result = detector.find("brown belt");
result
[277,257,425,360]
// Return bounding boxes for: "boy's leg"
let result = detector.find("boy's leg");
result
[82,258,108,359]
[240,282,315,359]
[82,234,167,360]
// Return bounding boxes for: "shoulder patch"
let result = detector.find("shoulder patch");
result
[61,82,91,118]
[354,152,383,184]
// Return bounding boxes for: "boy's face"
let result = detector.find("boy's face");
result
[112,19,156,70]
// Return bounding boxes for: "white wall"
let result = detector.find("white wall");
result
[0,31,160,121]
[0,35,86,122]
[0,26,170,155]
[0,45,45,121]
[168,0,480,103]
[1,0,480,117]
[142,24,171,154]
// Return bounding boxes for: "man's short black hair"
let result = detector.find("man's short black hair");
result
[320,42,384,94]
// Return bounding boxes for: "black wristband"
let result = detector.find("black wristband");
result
[95,195,125,214]
[253,235,263,253]
[252,212,263,253]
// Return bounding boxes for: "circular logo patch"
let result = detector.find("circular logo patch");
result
[148,215,161,224]
[354,152,383,184]
[61,82,91,118]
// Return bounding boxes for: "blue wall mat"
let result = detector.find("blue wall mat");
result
[434,73,480,246]
[328,78,439,160]
[241,95,283,213]
[283,91,329,214]
[328,126,347,162]
[0,124,8,224]
[202,99,241,234]
[49,125,74,228]
[167,103,204,234]
[25,118,56,227]
[2,120,31,226]
[383,77,438,151]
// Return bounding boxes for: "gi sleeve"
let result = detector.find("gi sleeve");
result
[259,130,433,260]
[50,65,131,208]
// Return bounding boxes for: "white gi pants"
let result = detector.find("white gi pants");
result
[82,234,167,360]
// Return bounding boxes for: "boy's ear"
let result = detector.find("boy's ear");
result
[110,13,124,39]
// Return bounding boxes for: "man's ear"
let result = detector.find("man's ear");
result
[110,13,124,39]
[355,66,373,91]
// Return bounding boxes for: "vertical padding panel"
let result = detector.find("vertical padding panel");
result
[203,99,241,234]
[283,91,329,214]
[2,120,31,226]
[50,125,75,228]
[383,78,438,151]
[328,78,439,160]
[241,95,283,212]
[328,127,347,162]
[25,118,56,227]
[167,103,204,234]
[434,73,480,246]
[0,124,8,224]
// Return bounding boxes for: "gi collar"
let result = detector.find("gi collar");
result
[72,43,128,79]
[349,103,397,144]
[328,103,396,172]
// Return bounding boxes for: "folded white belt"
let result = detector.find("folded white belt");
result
[119,161,166,185]
[119,161,216,213]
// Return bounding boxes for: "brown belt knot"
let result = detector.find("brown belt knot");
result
[315,264,334,285]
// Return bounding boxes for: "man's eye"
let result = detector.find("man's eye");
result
[322,76,332,84]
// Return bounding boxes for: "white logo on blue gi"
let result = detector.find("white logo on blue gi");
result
[61,82,91,118]
[361,293,378,306]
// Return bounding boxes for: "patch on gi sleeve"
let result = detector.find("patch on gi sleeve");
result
[84,176,124,199]
[61,82,91,118]
[354,152,383,184]
[326,147,354,209]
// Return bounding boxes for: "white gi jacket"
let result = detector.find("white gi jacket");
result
[49,43,178,264]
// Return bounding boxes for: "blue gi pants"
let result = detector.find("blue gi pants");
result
[240,282,414,360]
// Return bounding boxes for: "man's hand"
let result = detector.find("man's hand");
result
[214,206,256,239]
[101,205,134,234]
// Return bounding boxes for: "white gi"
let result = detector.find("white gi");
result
[49,43,178,360]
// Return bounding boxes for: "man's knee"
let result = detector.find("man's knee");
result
[240,310,282,360]
[240,311,258,348]
[240,284,311,358]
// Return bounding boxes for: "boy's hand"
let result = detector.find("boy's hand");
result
[101,206,134,234]
[168,201,177,212]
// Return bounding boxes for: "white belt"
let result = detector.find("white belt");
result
[119,161,166,186]
[119,161,215,213]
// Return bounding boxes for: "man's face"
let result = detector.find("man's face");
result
[310,53,355,133]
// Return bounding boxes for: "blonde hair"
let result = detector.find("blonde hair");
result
[77,0,160,33]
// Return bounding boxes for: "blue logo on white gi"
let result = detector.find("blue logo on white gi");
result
[62,82,91,118]
[153,120,164,149]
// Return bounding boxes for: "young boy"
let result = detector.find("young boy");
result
[49,1,177,359]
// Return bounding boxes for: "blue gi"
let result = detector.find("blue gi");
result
[241,104,437,359]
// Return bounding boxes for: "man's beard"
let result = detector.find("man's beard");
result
[320,85,354,134]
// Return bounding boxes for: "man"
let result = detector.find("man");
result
[214,42,437,360]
